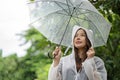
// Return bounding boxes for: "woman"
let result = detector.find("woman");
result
[48,25,107,80]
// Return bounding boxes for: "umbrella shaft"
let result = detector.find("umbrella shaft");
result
[59,7,76,46]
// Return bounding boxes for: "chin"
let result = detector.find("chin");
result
[75,45,84,49]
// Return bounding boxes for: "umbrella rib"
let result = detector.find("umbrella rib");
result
[66,0,71,14]
[88,19,106,44]
[74,8,106,44]
[53,1,69,15]
[58,7,76,46]
[75,1,102,17]
[58,15,72,46]
[89,16,106,44]
[54,15,69,39]
[86,15,107,44]
[76,1,83,9]
[30,10,70,26]
[67,0,74,7]
[73,9,93,22]
[30,6,81,25]
[87,17,106,44]
[72,2,92,22]
[77,7,101,17]
[56,12,69,16]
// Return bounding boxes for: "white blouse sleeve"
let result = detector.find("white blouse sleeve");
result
[82,56,107,80]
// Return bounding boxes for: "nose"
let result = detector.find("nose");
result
[76,37,80,40]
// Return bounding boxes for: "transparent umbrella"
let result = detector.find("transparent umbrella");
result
[28,0,111,50]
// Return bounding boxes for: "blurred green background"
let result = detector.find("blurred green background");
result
[0,0,120,80]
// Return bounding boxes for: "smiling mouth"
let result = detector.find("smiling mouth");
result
[76,41,82,44]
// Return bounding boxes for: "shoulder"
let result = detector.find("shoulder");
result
[57,55,71,69]
[94,56,105,67]
[94,56,104,63]
[61,55,71,60]
[60,54,72,63]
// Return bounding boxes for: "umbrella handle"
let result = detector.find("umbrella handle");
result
[48,45,60,59]
[48,52,54,59]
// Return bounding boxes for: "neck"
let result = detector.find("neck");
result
[78,48,87,61]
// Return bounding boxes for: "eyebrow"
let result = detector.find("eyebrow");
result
[76,31,85,34]
[75,32,85,37]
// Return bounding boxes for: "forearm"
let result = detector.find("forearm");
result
[48,63,59,80]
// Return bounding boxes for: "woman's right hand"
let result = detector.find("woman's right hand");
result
[53,46,61,67]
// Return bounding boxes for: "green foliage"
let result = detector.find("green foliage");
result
[90,0,120,16]
[0,54,24,80]
[18,27,53,80]
[89,0,120,79]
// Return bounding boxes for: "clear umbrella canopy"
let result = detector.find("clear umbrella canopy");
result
[28,0,111,47]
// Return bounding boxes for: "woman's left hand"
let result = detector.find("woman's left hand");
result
[86,47,95,59]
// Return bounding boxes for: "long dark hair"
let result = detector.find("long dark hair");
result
[74,28,91,71]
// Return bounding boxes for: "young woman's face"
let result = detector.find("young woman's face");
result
[73,29,87,49]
